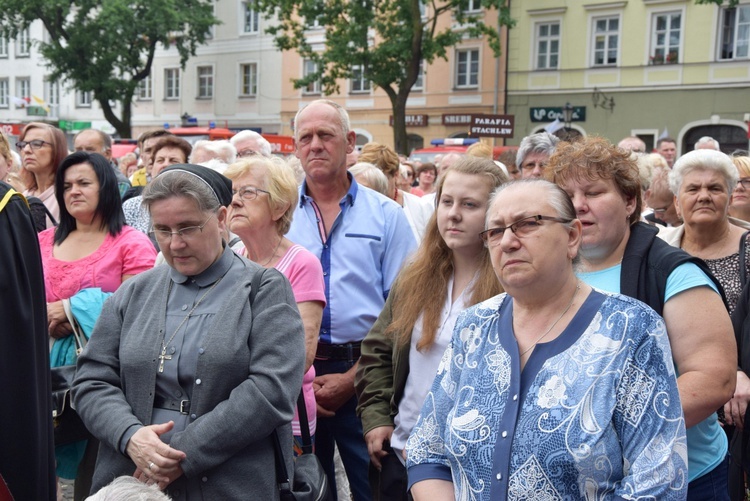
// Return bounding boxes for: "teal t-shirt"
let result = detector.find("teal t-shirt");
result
[578,262,726,483]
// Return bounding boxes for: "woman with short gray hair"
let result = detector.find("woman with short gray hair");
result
[73,164,305,499]
[661,149,750,313]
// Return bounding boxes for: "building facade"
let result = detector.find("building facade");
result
[276,5,510,154]
[131,0,285,138]
[506,0,750,155]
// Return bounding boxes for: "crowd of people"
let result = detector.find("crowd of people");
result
[2,104,750,501]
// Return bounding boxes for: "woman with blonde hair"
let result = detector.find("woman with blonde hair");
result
[224,156,325,455]
[730,155,750,223]
[355,156,507,500]
[17,122,69,227]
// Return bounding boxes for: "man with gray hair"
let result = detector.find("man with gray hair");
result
[230,130,272,158]
[287,99,416,500]
[695,136,721,151]
[517,131,560,178]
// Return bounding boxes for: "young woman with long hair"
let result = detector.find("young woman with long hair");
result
[355,156,508,500]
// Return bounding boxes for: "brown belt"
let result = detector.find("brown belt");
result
[316,342,361,361]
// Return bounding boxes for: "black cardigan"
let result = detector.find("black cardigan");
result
[620,222,726,316]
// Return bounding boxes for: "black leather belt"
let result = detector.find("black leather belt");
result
[316,342,361,361]
[153,395,191,415]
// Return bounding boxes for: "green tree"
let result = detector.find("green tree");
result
[0,0,218,138]
[255,0,514,155]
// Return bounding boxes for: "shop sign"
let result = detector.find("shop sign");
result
[389,114,429,127]
[442,114,472,125]
[530,107,586,123]
[469,114,515,138]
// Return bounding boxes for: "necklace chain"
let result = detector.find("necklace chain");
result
[260,238,283,267]
[158,276,223,373]
[519,282,581,358]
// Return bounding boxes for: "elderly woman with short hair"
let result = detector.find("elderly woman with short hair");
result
[224,156,325,455]
[659,150,750,313]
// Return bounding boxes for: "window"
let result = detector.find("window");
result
[240,63,258,96]
[412,60,425,91]
[243,1,260,33]
[651,12,681,64]
[138,75,152,100]
[16,78,30,105]
[0,79,8,108]
[535,22,560,70]
[463,0,481,13]
[45,80,59,107]
[350,65,371,93]
[0,37,7,58]
[165,68,180,99]
[77,90,92,107]
[16,29,30,57]
[719,5,750,60]
[592,16,619,66]
[455,49,479,88]
[302,59,321,95]
[197,66,213,98]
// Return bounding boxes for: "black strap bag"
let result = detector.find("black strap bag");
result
[272,394,332,501]
[247,269,331,501]
[50,299,92,446]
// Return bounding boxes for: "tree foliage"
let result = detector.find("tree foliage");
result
[0,0,218,137]
[254,0,514,154]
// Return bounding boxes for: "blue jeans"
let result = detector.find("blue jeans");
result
[688,455,730,501]
[314,358,372,501]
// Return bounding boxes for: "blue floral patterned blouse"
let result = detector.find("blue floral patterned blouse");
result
[406,289,687,500]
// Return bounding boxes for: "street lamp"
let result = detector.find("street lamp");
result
[562,102,574,131]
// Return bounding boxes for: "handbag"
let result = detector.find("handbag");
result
[247,268,330,501]
[272,393,332,501]
[50,299,91,446]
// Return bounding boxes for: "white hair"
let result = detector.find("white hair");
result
[190,139,237,164]
[694,136,721,151]
[349,162,389,196]
[85,476,171,501]
[669,149,737,194]
[230,130,272,157]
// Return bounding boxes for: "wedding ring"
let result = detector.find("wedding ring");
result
[148,461,155,471]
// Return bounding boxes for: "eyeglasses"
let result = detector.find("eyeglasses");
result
[232,185,270,201]
[16,139,52,151]
[237,149,259,158]
[479,214,572,246]
[737,178,750,190]
[150,214,215,243]
[521,161,546,171]
[652,205,671,214]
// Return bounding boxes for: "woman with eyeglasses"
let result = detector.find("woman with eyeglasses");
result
[355,157,506,500]
[406,179,687,500]
[72,164,306,499]
[224,156,325,456]
[545,137,736,500]
[39,151,156,497]
[17,122,69,227]
[729,156,750,224]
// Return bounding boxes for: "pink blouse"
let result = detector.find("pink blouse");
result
[39,226,157,302]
